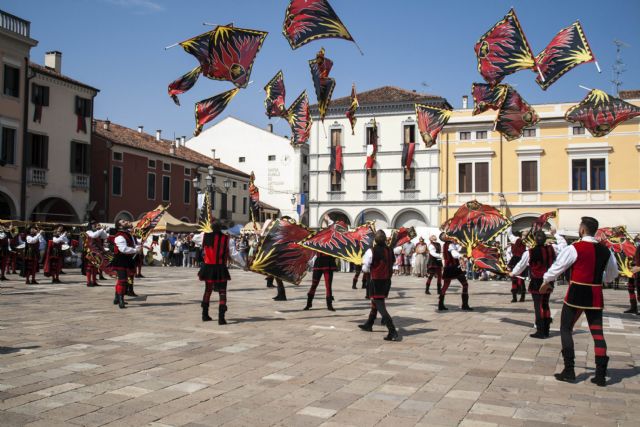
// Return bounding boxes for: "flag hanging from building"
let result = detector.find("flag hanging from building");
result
[286,91,312,145]
[401,142,415,169]
[565,89,640,137]
[194,88,239,136]
[415,104,452,148]
[494,85,539,141]
[535,21,595,91]
[471,82,508,115]
[250,217,314,285]
[197,191,213,233]
[365,119,378,169]
[296,193,307,219]
[474,8,536,86]
[264,70,287,119]
[346,83,359,135]
[329,145,343,173]
[248,171,260,223]
[282,0,355,49]
[168,66,201,106]
[309,48,336,122]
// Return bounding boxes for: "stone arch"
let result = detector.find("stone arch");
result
[320,209,351,227]
[113,210,134,223]
[510,212,555,233]
[392,208,429,228]
[30,197,80,223]
[0,190,17,219]
[356,208,389,229]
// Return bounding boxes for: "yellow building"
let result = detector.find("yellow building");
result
[439,90,640,235]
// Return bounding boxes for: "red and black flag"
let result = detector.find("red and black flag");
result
[329,145,343,174]
[193,88,239,136]
[309,48,336,122]
[471,82,508,116]
[523,211,556,247]
[250,217,315,285]
[283,0,355,50]
[134,205,169,241]
[264,70,286,119]
[346,83,359,135]
[391,226,417,248]
[248,171,260,223]
[168,66,201,106]
[595,226,636,278]
[415,104,452,148]
[565,89,640,137]
[198,191,213,233]
[495,85,539,141]
[471,243,508,275]
[442,200,512,257]
[535,21,595,91]
[474,8,536,86]
[401,142,415,169]
[298,221,375,265]
[365,119,378,169]
[286,91,312,145]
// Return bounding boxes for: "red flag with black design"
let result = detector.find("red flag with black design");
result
[595,226,636,278]
[264,70,286,119]
[474,8,536,86]
[286,91,312,145]
[535,21,595,91]
[471,243,508,275]
[309,48,336,123]
[471,83,508,116]
[565,89,640,138]
[415,104,451,147]
[494,86,539,141]
[401,142,415,169]
[298,221,375,265]
[283,0,355,49]
[193,88,239,136]
[168,66,201,106]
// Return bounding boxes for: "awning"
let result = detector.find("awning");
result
[153,211,199,233]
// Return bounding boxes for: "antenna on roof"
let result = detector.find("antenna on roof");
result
[611,39,630,95]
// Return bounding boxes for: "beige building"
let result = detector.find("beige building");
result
[26,52,99,222]
[0,10,37,219]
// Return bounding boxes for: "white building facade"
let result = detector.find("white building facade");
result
[187,116,309,223]
[308,86,451,229]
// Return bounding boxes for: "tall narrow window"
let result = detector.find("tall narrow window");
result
[27,133,48,168]
[474,162,489,192]
[147,173,156,199]
[366,169,378,191]
[366,126,377,146]
[1,127,16,165]
[458,163,473,193]
[242,197,247,215]
[184,179,191,204]
[521,160,538,192]
[162,176,170,201]
[3,65,20,97]
[331,128,341,147]
[331,171,341,191]
[572,159,587,191]
[232,195,237,213]
[404,167,415,190]
[590,158,606,190]
[458,162,488,193]
[70,142,90,174]
[403,124,415,144]
[112,166,122,196]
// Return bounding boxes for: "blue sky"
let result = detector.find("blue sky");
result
[6,0,640,140]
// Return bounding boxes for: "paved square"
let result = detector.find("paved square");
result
[1,267,639,426]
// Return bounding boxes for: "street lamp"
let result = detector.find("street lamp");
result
[223,179,231,191]
[290,194,296,205]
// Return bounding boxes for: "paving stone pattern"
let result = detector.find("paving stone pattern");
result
[1,268,639,426]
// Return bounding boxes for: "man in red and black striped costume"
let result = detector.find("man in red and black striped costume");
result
[196,221,231,325]
[508,230,527,303]
[111,220,141,309]
[438,233,472,312]
[511,230,567,338]
[303,253,337,311]
[540,217,619,387]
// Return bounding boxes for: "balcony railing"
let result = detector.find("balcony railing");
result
[401,190,419,200]
[27,167,46,185]
[363,191,381,201]
[72,174,90,189]
[328,191,344,201]
[0,10,30,38]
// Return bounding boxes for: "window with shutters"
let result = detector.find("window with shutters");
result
[476,130,487,140]
[70,142,90,174]
[184,180,191,204]
[331,128,341,147]
[404,167,416,190]
[366,126,377,146]
[366,169,378,191]
[27,133,49,169]
[475,162,489,192]
[458,161,489,193]
[0,127,16,165]
[330,171,342,191]
[162,176,170,201]
[31,83,50,106]
[75,96,91,117]
[3,65,20,97]
[571,159,587,191]
[459,131,471,140]
[520,160,538,192]
[590,158,606,190]
[403,124,415,144]
[112,166,122,196]
[147,173,156,200]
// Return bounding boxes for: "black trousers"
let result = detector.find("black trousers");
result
[560,304,607,358]
[531,292,551,327]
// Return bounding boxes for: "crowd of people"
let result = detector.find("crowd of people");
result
[157,232,259,269]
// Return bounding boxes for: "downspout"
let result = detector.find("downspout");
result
[19,59,32,220]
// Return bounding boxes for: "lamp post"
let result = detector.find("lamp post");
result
[291,194,297,221]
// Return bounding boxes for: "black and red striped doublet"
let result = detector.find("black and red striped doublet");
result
[198,232,231,283]
[528,245,556,292]
[369,246,394,299]
[564,241,612,310]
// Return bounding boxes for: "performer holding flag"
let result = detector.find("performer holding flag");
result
[540,217,618,387]
[111,219,141,309]
[438,233,472,312]
[85,221,108,287]
[425,235,443,295]
[43,225,68,284]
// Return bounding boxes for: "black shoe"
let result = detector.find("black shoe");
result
[519,293,526,302]
[461,305,474,311]
[511,293,518,303]
[0,276,7,281]
[218,304,227,325]
[358,323,373,332]
[383,317,399,341]
[326,297,335,312]
[530,329,546,339]
[118,295,126,309]
[624,304,637,314]
[438,297,448,311]
[590,356,609,387]
[93,282,101,287]
[425,286,431,295]
[31,280,39,284]
[555,349,575,382]
[99,274,106,280]
[273,294,287,301]
[303,295,313,310]
[461,294,473,311]
[201,303,212,321]
[266,283,275,288]
[352,283,357,289]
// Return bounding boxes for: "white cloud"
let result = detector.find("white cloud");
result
[104,0,165,12]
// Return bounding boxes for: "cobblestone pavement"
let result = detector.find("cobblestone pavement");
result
[1,267,639,427]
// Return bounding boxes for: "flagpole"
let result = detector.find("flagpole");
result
[578,85,592,91]
[535,64,545,82]
[594,61,601,73]
[352,40,365,56]
[165,23,232,50]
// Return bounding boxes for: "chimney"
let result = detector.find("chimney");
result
[103,120,110,131]
[45,51,62,73]
[211,149,216,160]
[181,136,186,146]
[267,124,273,133]
[462,95,469,109]
[137,125,144,133]
[169,142,176,155]
[156,129,161,141]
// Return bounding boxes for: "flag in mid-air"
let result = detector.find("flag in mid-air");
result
[415,104,452,148]
[565,89,640,137]
[264,70,287,119]
[286,91,312,145]
[193,88,239,136]
[283,0,355,49]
